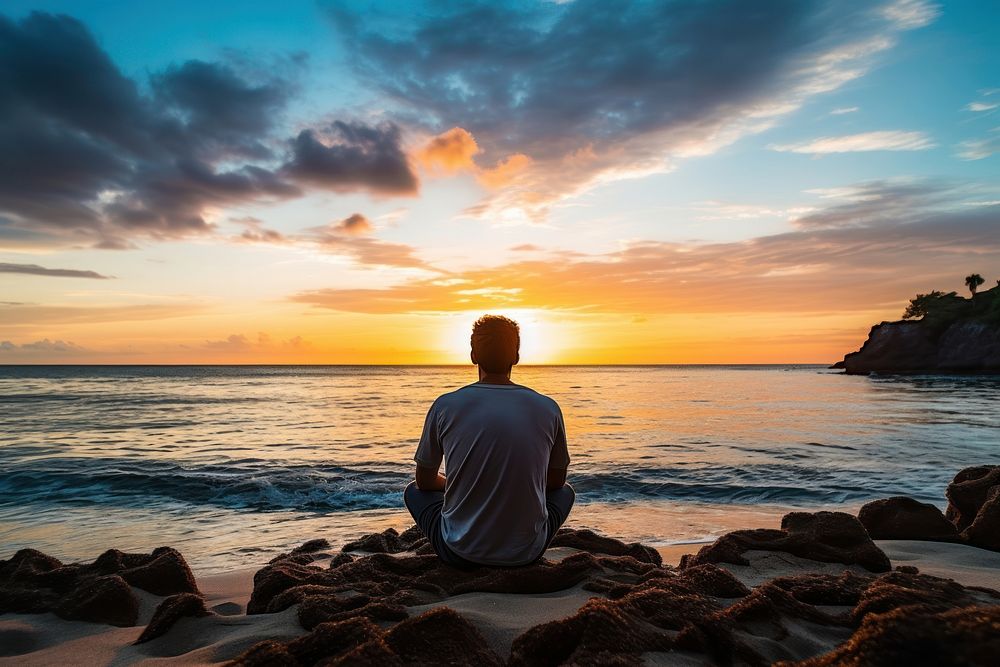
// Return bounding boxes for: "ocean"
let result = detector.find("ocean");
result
[1,365,997,573]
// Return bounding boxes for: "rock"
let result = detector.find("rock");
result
[548,528,662,565]
[785,605,1000,666]
[341,526,428,554]
[858,496,960,541]
[135,593,211,643]
[681,511,892,573]
[834,287,1000,374]
[944,465,1000,552]
[963,486,1000,551]
[118,547,199,596]
[55,575,138,627]
[0,545,198,627]
[230,608,500,666]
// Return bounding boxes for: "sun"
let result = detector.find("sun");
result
[443,309,561,365]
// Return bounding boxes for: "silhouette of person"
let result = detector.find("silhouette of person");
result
[404,314,575,567]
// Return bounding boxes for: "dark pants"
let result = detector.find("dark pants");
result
[403,481,575,567]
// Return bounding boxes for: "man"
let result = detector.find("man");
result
[403,314,575,567]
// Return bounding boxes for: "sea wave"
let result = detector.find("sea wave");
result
[0,456,943,513]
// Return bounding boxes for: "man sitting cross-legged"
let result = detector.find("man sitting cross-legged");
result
[403,314,575,567]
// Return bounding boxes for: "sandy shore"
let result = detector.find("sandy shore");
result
[2,534,999,666]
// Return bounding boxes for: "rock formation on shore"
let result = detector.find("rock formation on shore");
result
[833,284,1000,374]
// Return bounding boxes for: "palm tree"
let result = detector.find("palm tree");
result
[965,273,985,295]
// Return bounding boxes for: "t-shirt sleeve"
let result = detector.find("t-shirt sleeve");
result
[414,400,443,469]
[549,404,570,470]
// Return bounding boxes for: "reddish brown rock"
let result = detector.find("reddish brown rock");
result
[231,607,500,666]
[681,511,891,572]
[945,465,1000,531]
[135,592,211,643]
[858,496,960,541]
[55,575,138,627]
[548,528,662,565]
[341,526,428,554]
[785,605,1000,666]
[962,486,1000,552]
[1,545,199,627]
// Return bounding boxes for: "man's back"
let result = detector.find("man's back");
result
[414,382,569,565]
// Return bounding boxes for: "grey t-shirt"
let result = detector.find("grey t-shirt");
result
[414,382,570,566]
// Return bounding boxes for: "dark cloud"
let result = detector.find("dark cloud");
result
[0,12,418,249]
[0,262,111,279]
[283,122,417,194]
[327,0,933,219]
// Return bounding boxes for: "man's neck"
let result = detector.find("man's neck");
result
[478,368,514,385]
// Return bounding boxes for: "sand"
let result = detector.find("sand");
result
[2,538,998,666]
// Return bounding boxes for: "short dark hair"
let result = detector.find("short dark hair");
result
[471,314,520,373]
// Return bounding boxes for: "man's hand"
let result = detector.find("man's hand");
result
[415,464,446,491]
[546,466,567,491]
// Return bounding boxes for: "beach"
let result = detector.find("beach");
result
[3,502,1000,665]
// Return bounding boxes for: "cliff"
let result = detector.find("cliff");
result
[835,285,1000,374]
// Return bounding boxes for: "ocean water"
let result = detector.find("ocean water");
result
[1,365,998,573]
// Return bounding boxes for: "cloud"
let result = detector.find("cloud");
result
[0,301,205,326]
[793,180,962,228]
[770,130,935,154]
[967,102,998,112]
[0,338,87,355]
[957,129,1000,160]
[417,127,480,173]
[234,211,429,269]
[0,262,111,279]
[880,0,940,29]
[332,213,374,236]
[0,12,417,250]
[201,332,308,352]
[282,121,417,195]
[830,106,860,115]
[328,0,937,222]
[291,179,1000,315]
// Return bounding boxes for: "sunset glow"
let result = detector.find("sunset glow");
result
[1,1,998,364]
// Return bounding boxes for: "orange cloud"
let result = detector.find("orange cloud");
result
[291,203,1000,316]
[417,127,481,173]
[332,213,374,236]
[477,153,533,189]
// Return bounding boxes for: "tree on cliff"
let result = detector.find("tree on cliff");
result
[903,291,946,319]
[965,274,985,295]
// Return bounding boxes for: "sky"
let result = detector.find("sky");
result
[1,0,998,364]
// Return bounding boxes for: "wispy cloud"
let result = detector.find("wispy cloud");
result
[291,179,1000,316]
[770,130,935,154]
[0,262,112,279]
[956,128,1000,160]
[829,106,859,115]
[967,102,998,112]
[880,0,940,29]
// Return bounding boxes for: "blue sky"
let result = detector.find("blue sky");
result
[1,1,998,363]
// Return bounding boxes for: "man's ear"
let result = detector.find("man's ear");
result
[470,349,478,365]
[513,351,520,366]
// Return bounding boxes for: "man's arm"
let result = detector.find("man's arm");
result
[415,464,446,492]
[546,466,567,491]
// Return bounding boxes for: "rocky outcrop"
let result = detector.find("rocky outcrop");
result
[135,593,212,644]
[858,496,960,542]
[837,320,1000,374]
[947,465,1000,551]
[680,511,892,572]
[0,546,199,627]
